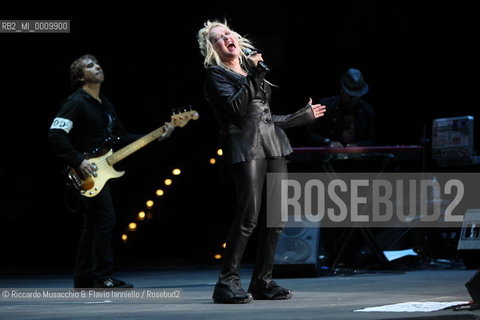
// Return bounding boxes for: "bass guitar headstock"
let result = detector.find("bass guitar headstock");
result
[171,106,199,128]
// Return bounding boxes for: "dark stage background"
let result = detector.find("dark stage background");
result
[0,2,477,273]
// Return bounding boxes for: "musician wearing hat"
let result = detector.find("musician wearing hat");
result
[305,68,375,147]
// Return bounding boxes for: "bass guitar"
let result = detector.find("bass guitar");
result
[67,109,199,197]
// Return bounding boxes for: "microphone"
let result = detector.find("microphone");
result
[243,48,270,72]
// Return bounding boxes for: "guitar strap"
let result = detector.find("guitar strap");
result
[103,111,120,149]
[106,112,114,135]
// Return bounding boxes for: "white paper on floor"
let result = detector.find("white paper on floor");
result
[383,248,418,261]
[354,301,469,312]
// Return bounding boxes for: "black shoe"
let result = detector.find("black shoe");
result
[249,281,293,300]
[214,293,253,304]
[212,280,253,304]
[94,277,134,288]
[74,278,93,288]
[466,270,480,302]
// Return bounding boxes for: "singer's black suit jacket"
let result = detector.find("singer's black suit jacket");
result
[204,65,314,165]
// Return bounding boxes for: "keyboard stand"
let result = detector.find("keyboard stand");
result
[327,153,395,271]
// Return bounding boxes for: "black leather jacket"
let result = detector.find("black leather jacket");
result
[204,65,315,164]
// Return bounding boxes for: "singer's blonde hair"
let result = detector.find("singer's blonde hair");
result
[197,20,255,70]
[197,20,277,87]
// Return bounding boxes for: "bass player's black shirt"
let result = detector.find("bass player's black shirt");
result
[49,88,140,168]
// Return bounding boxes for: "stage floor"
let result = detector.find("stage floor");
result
[1,266,479,319]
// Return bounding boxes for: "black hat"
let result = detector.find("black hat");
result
[340,68,369,97]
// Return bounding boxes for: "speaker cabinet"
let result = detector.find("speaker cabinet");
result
[273,220,322,277]
[458,209,480,269]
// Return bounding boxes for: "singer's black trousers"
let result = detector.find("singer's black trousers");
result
[213,157,287,299]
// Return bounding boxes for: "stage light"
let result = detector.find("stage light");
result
[137,211,146,220]
[128,222,137,231]
[172,168,181,175]
[214,254,222,260]
[217,148,223,156]
[146,200,154,208]
[209,158,216,165]
[164,178,172,186]
[121,234,128,241]
[222,242,227,248]
[156,189,164,196]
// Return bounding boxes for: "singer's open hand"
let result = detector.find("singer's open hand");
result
[308,98,326,119]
